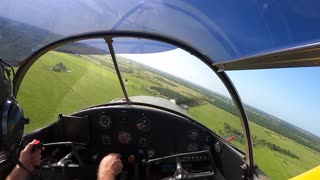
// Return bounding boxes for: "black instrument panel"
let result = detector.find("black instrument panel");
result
[72,105,213,164]
[18,104,247,180]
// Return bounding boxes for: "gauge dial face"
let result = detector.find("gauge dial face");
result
[101,135,111,145]
[139,137,150,148]
[117,131,132,144]
[98,114,111,129]
[136,115,151,132]
[188,130,200,141]
[187,143,199,152]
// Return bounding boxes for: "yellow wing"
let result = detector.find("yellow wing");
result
[289,166,320,180]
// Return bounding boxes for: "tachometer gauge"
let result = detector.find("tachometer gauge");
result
[136,114,151,132]
[98,114,111,129]
[117,131,132,144]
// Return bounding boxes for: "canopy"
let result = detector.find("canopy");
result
[1,0,320,67]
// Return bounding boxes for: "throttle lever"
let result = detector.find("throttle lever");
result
[31,139,43,153]
[30,139,44,179]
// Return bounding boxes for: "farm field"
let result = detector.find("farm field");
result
[17,51,320,179]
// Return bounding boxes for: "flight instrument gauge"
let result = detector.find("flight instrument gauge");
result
[97,114,112,129]
[139,137,150,148]
[136,114,151,132]
[117,131,132,144]
[187,143,199,152]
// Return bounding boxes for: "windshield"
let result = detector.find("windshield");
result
[17,38,245,152]
[115,38,245,150]
[15,36,320,179]
[17,39,124,131]
[1,0,320,65]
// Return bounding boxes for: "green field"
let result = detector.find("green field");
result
[18,51,320,179]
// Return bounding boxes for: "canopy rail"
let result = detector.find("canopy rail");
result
[213,42,320,71]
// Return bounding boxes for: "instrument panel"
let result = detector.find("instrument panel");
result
[18,104,250,180]
[33,104,218,179]
[19,104,247,180]
[71,105,213,165]
[93,110,154,147]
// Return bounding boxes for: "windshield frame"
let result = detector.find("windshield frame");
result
[12,31,254,169]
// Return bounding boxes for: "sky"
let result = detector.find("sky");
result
[121,49,320,137]
[228,68,320,137]
[120,49,229,96]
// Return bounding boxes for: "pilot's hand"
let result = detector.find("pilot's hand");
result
[19,139,44,171]
[6,139,44,180]
[98,153,123,180]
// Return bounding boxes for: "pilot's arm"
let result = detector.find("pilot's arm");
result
[6,140,43,180]
[97,153,123,180]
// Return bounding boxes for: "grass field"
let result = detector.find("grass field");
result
[189,104,320,179]
[17,51,320,179]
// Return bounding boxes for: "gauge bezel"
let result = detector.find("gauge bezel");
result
[117,130,132,144]
[136,113,151,132]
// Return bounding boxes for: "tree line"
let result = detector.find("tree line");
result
[223,123,300,159]
[208,95,320,153]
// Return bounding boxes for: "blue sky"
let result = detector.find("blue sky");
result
[228,68,320,137]
[122,49,320,137]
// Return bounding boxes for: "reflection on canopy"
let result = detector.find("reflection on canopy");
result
[1,0,320,65]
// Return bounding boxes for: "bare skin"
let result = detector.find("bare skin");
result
[97,153,123,180]
[6,140,43,180]
[7,141,121,180]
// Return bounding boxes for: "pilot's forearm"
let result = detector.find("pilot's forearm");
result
[6,165,29,180]
[98,175,116,180]
[97,171,116,180]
